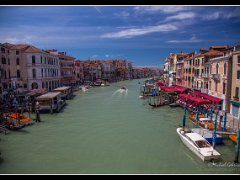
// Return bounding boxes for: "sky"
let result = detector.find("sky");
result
[0,6,240,67]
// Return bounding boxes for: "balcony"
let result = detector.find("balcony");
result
[201,89,209,94]
[202,74,209,78]
[210,73,220,81]
[176,75,183,79]
[222,74,227,81]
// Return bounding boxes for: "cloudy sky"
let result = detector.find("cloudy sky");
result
[0,6,240,67]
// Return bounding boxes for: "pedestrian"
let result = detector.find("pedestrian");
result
[35,101,41,122]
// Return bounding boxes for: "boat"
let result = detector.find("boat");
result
[229,135,237,143]
[8,113,34,126]
[177,128,221,161]
[189,115,214,129]
[120,86,127,90]
[169,103,179,107]
[191,128,223,144]
[36,92,66,113]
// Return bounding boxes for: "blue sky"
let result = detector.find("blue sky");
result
[0,6,240,67]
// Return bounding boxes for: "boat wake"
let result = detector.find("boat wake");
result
[112,88,128,96]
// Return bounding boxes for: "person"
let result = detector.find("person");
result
[35,101,41,122]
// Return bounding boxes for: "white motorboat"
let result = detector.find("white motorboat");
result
[177,128,221,161]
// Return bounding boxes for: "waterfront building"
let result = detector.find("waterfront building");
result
[230,44,240,118]
[193,54,205,91]
[46,50,76,87]
[101,62,115,82]
[74,60,84,85]
[201,47,232,111]
[0,43,11,100]
[3,43,60,92]
[183,53,195,88]
[132,68,145,79]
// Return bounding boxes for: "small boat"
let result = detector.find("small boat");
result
[191,128,223,144]
[229,135,237,143]
[177,128,221,161]
[189,116,214,129]
[120,86,127,90]
[169,103,179,107]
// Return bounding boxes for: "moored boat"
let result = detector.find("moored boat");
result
[191,128,223,144]
[189,115,214,129]
[177,128,221,161]
[229,135,237,143]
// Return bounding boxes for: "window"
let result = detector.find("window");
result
[41,56,42,64]
[17,70,21,78]
[216,64,219,74]
[2,57,6,64]
[238,55,240,64]
[16,50,19,55]
[215,82,218,92]
[238,70,240,79]
[41,69,43,77]
[8,58,10,65]
[235,87,239,98]
[224,63,227,75]
[232,105,239,118]
[31,82,38,90]
[42,82,44,88]
[1,47,5,53]
[24,84,27,88]
[16,58,20,65]
[223,82,226,94]
[32,56,36,64]
[32,69,36,78]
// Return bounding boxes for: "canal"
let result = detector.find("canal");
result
[0,79,239,174]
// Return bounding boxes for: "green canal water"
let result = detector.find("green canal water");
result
[0,79,239,174]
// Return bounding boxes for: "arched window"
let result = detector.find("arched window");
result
[224,63,227,75]
[216,64,219,74]
[32,69,36,78]
[17,70,21,78]
[32,55,36,64]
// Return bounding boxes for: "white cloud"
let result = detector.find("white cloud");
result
[114,11,130,18]
[167,35,202,43]
[203,8,240,20]
[134,6,190,14]
[166,12,196,21]
[101,24,178,38]
[2,35,37,44]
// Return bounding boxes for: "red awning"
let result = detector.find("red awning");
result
[173,85,189,93]
[156,80,165,86]
[178,93,211,105]
[193,90,222,103]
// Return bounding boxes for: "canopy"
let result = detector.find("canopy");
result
[160,86,176,92]
[173,85,189,93]
[178,93,211,105]
[193,90,222,103]
[156,80,165,86]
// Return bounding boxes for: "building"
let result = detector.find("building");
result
[230,45,240,118]
[46,50,76,86]
[2,43,60,92]
[74,60,84,85]
[101,62,115,82]
[0,43,11,100]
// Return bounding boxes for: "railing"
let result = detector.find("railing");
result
[210,73,220,81]
[202,74,209,78]
[201,89,209,94]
